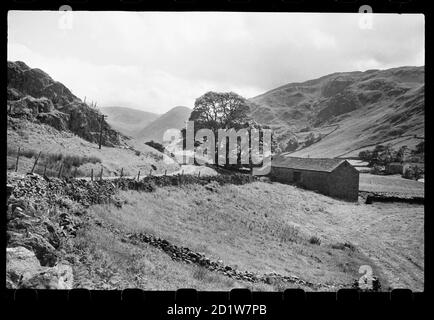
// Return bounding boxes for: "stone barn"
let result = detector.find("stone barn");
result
[270,156,359,201]
[385,162,404,174]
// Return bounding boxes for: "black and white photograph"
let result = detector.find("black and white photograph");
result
[6,10,424,293]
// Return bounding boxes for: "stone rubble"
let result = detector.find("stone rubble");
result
[125,232,338,290]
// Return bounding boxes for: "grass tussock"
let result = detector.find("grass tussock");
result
[331,242,356,251]
[7,145,101,177]
[309,236,322,245]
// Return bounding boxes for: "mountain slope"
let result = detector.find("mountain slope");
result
[136,106,191,143]
[249,66,424,157]
[7,61,120,147]
[101,106,159,137]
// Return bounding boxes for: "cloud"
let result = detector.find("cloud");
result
[8,11,424,113]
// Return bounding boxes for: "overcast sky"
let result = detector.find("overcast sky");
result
[8,11,424,114]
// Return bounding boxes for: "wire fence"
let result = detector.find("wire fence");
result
[8,146,189,181]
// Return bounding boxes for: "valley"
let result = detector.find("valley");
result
[6,60,424,292]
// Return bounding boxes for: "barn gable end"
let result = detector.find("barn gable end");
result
[327,161,359,201]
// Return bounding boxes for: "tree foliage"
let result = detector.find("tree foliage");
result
[189,91,251,131]
[285,137,299,152]
[184,91,276,168]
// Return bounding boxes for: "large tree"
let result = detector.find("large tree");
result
[184,91,274,168]
[189,91,250,131]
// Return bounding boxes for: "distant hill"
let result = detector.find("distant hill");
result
[101,106,159,137]
[249,66,424,157]
[136,106,191,143]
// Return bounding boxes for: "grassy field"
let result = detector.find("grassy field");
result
[76,181,424,291]
[72,221,268,291]
[359,173,424,196]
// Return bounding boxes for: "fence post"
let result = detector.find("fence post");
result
[100,167,103,181]
[120,168,123,178]
[43,164,47,177]
[198,171,201,178]
[164,169,167,176]
[137,170,141,181]
[15,147,20,172]
[58,164,63,178]
[31,151,41,174]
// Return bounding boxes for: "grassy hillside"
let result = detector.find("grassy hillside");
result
[79,181,423,291]
[249,66,424,157]
[101,106,159,137]
[136,106,191,143]
[7,117,179,177]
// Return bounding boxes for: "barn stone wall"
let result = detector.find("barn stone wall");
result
[270,166,330,196]
[270,162,359,201]
[326,162,359,201]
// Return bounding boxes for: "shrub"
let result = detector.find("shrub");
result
[358,150,372,162]
[370,164,383,175]
[21,149,40,159]
[415,141,424,154]
[278,224,301,243]
[145,140,165,153]
[403,165,424,180]
[309,236,321,245]
[331,242,356,251]
[304,133,316,147]
[285,138,299,152]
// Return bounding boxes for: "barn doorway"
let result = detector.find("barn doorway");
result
[293,171,301,182]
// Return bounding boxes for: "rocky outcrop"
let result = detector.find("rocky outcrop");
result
[8,96,55,119]
[7,61,121,147]
[36,111,70,131]
[6,246,73,290]
[316,91,361,124]
[321,76,355,98]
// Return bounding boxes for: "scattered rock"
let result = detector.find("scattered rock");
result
[10,232,58,267]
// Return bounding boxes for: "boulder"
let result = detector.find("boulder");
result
[9,96,54,118]
[20,264,73,290]
[10,232,58,267]
[7,246,73,289]
[7,87,23,101]
[37,110,69,131]
[6,246,41,288]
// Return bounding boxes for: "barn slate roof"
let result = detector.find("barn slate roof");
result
[271,156,347,172]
